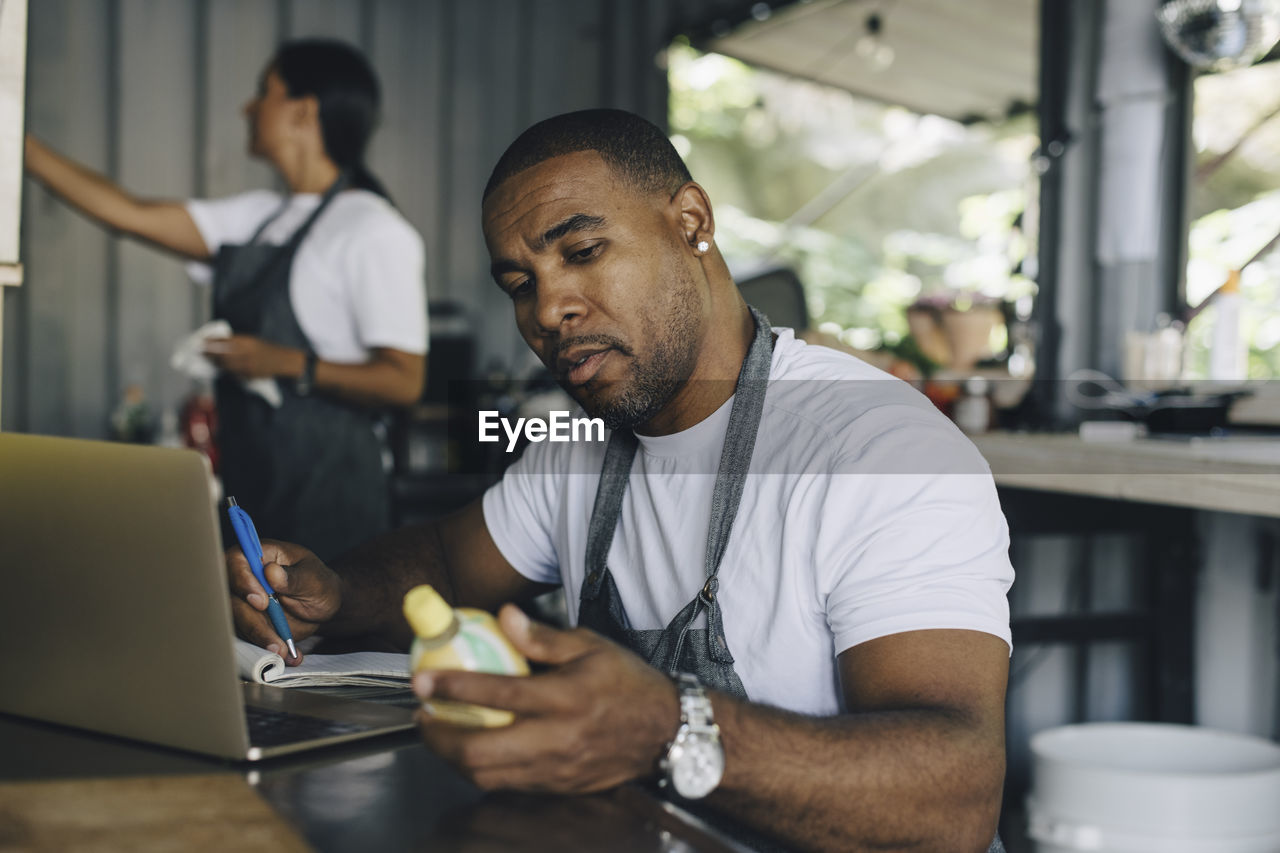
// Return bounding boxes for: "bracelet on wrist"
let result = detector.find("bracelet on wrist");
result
[295,351,318,397]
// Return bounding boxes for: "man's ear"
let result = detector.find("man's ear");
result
[291,94,322,134]
[674,182,716,253]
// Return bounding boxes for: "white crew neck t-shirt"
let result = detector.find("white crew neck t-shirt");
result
[186,189,428,362]
[483,328,1014,716]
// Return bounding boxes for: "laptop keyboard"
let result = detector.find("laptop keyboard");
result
[245,705,372,748]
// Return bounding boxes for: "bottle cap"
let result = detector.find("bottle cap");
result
[403,584,453,638]
[1222,269,1241,294]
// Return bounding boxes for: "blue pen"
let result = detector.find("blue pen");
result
[226,496,298,660]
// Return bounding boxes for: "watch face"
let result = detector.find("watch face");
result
[670,733,725,800]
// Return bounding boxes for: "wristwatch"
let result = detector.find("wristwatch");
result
[660,673,725,799]
[295,351,318,397]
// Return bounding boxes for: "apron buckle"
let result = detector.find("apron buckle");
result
[700,576,718,603]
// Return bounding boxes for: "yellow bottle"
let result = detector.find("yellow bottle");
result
[403,584,529,727]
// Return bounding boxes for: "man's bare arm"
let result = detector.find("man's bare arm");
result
[322,499,553,649]
[414,625,1007,853]
[708,629,1009,852]
[231,499,553,657]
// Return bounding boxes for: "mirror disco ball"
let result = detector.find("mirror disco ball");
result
[1157,0,1280,71]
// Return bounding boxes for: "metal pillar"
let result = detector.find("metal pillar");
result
[1034,0,1191,424]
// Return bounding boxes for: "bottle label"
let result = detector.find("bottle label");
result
[455,612,524,674]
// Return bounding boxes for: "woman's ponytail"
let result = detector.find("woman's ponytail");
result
[348,162,391,202]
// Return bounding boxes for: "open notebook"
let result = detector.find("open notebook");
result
[234,639,411,689]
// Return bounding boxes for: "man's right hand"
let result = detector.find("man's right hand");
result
[226,539,341,664]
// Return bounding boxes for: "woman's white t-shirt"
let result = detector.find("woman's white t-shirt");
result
[483,329,1014,716]
[185,189,428,362]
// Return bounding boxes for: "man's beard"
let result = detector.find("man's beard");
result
[585,331,694,430]
[564,269,702,432]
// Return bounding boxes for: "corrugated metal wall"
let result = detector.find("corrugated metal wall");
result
[4,0,753,436]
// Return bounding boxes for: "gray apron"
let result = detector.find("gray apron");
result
[577,307,772,696]
[211,176,390,562]
[576,307,1005,853]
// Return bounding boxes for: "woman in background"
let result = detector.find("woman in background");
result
[26,39,427,572]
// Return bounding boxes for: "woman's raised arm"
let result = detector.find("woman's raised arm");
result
[25,134,211,261]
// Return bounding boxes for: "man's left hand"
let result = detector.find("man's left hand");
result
[414,605,680,794]
[204,334,301,380]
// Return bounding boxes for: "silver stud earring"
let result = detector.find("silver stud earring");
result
[696,240,710,254]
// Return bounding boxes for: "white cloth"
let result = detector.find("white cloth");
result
[483,328,1014,716]
[184,189,428,361]
[169,320,282,408]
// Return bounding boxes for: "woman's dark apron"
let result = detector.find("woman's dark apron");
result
[210,177,389,562]
[576,307,1004,852]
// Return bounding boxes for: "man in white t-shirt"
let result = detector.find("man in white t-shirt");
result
[229,109,1013,853]
[486,340,1013,718]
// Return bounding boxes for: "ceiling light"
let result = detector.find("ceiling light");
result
[855,12,895,72]
[1157,0,1280,71]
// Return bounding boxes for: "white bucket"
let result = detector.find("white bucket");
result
[1027,723,1280,853]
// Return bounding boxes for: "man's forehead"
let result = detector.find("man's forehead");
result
[482,151,621,227]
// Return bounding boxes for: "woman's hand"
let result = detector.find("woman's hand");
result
[205,336,425,409]
[204,334,303,380]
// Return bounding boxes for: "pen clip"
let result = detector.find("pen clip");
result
[226,497,272,599]
[227,500,263,562]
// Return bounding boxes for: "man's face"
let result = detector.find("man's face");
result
[483,151,706,430]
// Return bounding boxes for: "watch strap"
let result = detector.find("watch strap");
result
[295,351,318,397]
[662,673,724,799]
[675,673,715,731]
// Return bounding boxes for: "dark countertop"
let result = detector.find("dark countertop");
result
[0,712,751,852]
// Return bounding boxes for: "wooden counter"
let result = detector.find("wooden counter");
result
[972,431,1280,519]
[966,431,1280,724]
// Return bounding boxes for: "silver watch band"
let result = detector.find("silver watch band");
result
[675,673,714,731]
[663,673,724,799]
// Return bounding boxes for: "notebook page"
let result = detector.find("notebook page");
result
[233,638,410,688]
[234,639,283,683]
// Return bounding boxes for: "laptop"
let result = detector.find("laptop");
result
[0,432,416,761]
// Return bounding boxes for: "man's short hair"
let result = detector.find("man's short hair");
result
[483,108,693,202]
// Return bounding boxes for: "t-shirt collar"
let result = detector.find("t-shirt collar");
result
[632,393,735,458]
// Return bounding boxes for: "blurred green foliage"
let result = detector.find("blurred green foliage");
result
[668,41,1280,380]
[666,39,1037,353]
[1185,62,1280,379]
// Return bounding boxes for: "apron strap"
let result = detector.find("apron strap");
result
[581,428,638,602]
[579,307,775,655]
[260,171,349,249]
[244,198,290,246]
[701,306,773,587]
[218,173,350,325]
[670,306,772,667]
